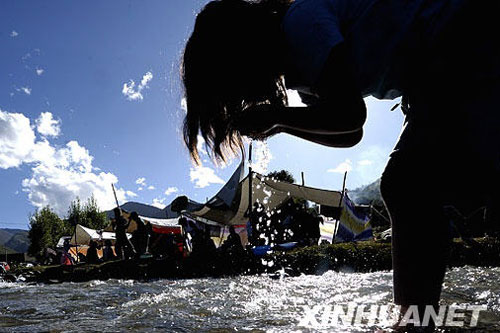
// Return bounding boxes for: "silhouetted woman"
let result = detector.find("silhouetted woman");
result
[181,0,499,327]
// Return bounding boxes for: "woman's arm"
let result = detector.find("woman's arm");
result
[235,42,366,147]
[281,127,363,147]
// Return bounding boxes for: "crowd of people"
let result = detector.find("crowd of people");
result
[56,199,323,268]
[182,217,244,259]
[59,209,155,266]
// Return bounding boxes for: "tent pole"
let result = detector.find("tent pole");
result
[248,142,253,215]
[332,171,348,244]
[247,142,254,245]
[301,172,305,186]
[111,183,121,214]
[74,223,78,263]
[218,226,226,247]
[371,206,390,224]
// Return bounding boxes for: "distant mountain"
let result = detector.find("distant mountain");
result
[105,199,204,220]
[0,244,17,255]
[0,229,14,246]
[349,178,383,206]
[105,201,168,219]
[5,230,30,253]
[0,228,30,253]
[349,179,391,229]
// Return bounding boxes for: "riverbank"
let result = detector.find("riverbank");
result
[10,237,500,283]
[271,237,500,275]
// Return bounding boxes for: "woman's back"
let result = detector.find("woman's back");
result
[283,0,467,99]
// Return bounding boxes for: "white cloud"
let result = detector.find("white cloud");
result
[138,187,144,191]
[251,141,272,174]
[181,97,187,113]
[164,186,178,196]
[135,177,146,186]
[190,165,224,188]
[0,109,36,169]
[18,87,31,95]
[126,190,137,198]
[355,146,391,185]
[357,159,373,166]
[36,112,61,137]
[327,159,353,174]
[151,197,166,209]
[10,31,18,37]
[22,140,134,215]
[21,52,31,61]
[0,109,134,215]
[36,68,44,76]
[286,89,307,107]
[147,185,155,190]
[196,135,208,156]
[140,72,152,88]
[122,71,153,101]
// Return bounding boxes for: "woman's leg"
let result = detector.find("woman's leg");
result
[381,147,450,310]
[382,80,499,327]
[381,2,500,327]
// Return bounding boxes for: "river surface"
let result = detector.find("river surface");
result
[1,266,499,332]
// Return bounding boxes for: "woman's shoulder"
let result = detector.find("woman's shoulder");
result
[284,0,337,22]
[283,0,344,86]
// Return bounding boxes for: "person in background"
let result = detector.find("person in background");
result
[190,226,205,257]
[204,228,217,254]
[102,239,117,261]
[60,240,74,266]
[113,208,136,260]
[130,211,150,256]
[86,240,101,264]
[43,247,58,265]
[221,226,243,255]
[165,232,181,261]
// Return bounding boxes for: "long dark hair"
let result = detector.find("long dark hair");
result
[182,0,292,164]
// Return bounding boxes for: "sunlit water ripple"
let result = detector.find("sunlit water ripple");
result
[0,266,499,332]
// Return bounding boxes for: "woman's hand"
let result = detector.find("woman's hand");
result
[232,104,281,140]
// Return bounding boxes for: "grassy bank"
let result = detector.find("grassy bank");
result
[270,241,392,275]
[11,237,500,283]
[271,237,500,276]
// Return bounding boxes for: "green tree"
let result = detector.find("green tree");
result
[28,206,66,259]
[83,196,108,230]
[266,170,295,184]
[66,198,84,229]
[66,196,108,230]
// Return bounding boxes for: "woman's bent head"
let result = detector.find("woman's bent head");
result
[182,0,291,164]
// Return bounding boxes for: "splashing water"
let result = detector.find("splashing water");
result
[251,141,273,174]
[0,267,499,332]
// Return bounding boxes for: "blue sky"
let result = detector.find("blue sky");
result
[0,1,404,230]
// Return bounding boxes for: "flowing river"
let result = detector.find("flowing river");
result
[1,266,499,332]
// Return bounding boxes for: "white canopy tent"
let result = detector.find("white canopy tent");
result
[70,224,125,246]
[145,216,183,234]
